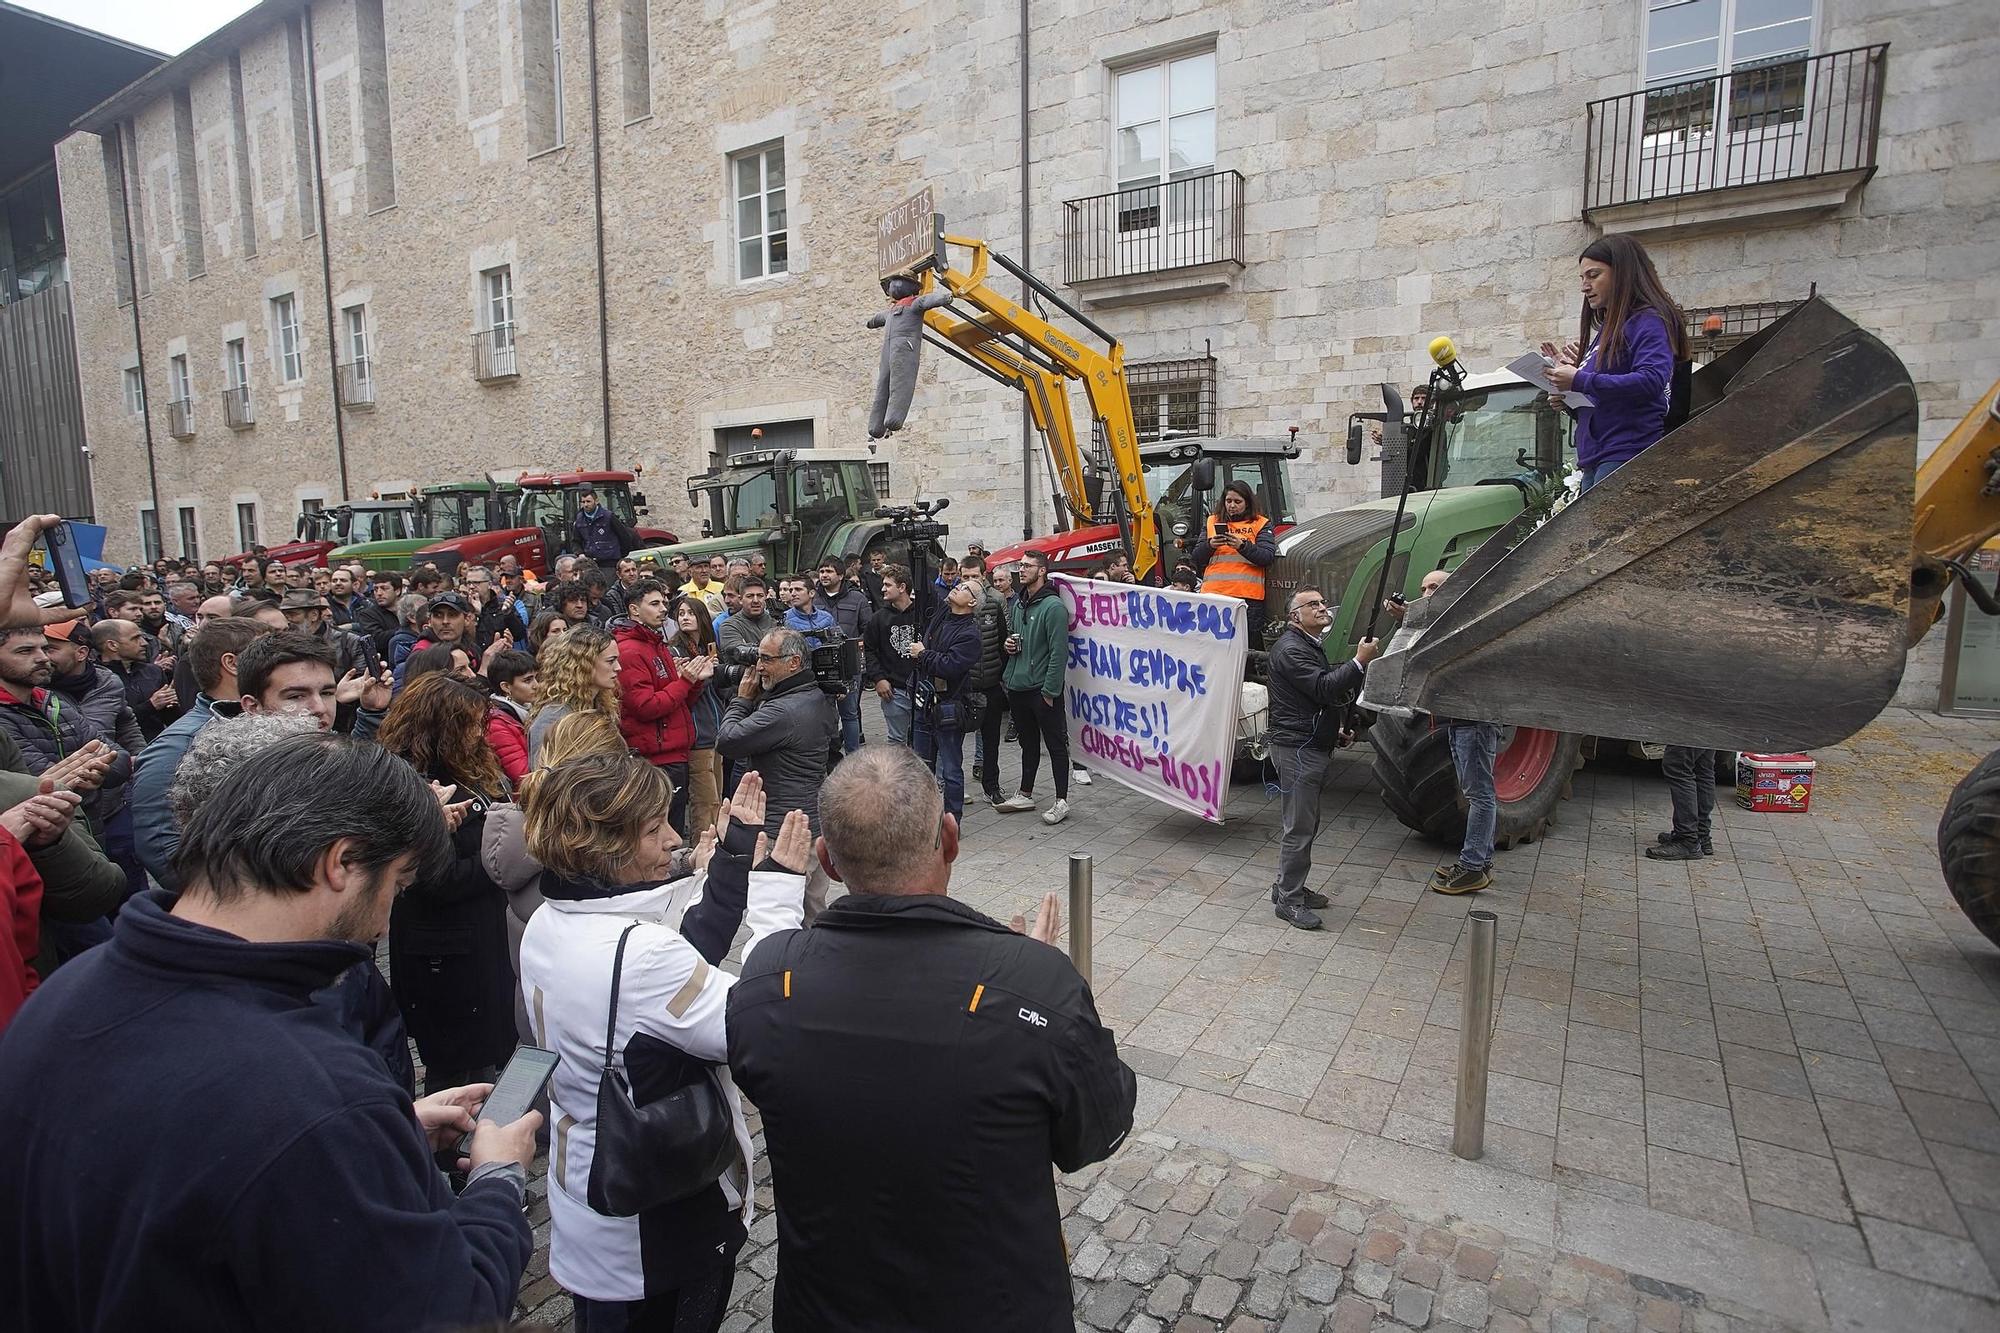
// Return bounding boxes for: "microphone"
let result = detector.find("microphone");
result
[1427,335,1466,388]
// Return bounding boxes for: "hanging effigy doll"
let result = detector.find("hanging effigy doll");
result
[865,274,952,438]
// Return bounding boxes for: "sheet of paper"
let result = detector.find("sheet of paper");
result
[1505,352,1595,409]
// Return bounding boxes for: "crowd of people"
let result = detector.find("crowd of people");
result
[0,506,1138,1331]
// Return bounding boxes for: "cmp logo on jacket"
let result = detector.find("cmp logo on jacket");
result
[1018,1007,1047,1027]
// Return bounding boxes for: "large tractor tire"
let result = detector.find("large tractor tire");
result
[1370,713,1585,851]
[1937,747,2000,949]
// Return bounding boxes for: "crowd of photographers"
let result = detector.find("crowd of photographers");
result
[0,512,1136,1332]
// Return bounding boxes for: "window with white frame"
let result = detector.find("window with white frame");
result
[483,268,514,347]
[273,293,303,382]
[732,143,788,281]
[1115,50,1216,221]
[122,367,145,416]
[1643,0,1816,141]
[345,305,371,384]
[549,0,565,143]
[139,507,161,563]
[236,501,259,551]
[226,338,249,390]
[177,505,200,562]
[169,354,192,404]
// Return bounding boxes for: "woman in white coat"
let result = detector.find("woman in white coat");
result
[518,760,808,1331]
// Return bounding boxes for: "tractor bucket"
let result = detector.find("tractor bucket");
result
[1359,297,1919,754]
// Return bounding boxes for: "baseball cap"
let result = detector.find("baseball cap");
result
[42,617,80,641]
[428,591,473,615]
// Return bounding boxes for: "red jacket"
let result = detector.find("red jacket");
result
[613,620,696,767]
[0,828,44,1032]
[486,704,530,784]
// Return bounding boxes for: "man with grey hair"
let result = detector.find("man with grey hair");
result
[717,628,839,917]
[727,743,1136,1331]
[166,713,319,828]
[1264,586,1379,930]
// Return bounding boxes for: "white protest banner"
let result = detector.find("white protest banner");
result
[1055,575,1249,824]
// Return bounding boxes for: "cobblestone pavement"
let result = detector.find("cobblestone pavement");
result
[513,704,2000,1331]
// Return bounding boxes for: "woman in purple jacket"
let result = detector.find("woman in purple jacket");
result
[1548,233,1690,491]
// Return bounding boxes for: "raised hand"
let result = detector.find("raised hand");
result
[726,771,766,834]
[767,808,812,874]
[1010,890,1062,946]
[0,517,95,631]
[43,740,114,794]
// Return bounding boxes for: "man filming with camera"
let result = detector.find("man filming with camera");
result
[718,629,841,920]
[905,580,982,820]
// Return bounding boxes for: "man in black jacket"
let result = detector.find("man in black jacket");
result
[907,580,982,818]
[862,564,922,745]
[0,734,540,1330]
[717,629,839,918]
[91,617,182,741]
[727,743,1136,1332]
[813,559,872,756]
[1265,589,1379,930]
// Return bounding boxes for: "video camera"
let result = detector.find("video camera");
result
[809,637,861,695]
[875,497,951,630]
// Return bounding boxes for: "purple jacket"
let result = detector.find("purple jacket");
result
[1571,307,1674,471]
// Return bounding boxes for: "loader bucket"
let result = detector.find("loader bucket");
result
[1360,297,1918,754]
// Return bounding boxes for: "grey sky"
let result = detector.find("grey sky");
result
[18,0,261,55]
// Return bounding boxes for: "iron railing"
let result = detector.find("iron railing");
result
[473,327,518,382]
[337,358,375,407]
[1583,45,1886,214]
[1684,298,1802,355]
[221,385,254,429]
[1062,170,1245,284]
[167,397,195,439]
[1127,355,1218,443]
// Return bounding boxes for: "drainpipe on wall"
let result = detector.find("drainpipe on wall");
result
[585,0,614,469]
[1019,0,1033,540]
[113,126,161,544]
[301,5,353,501]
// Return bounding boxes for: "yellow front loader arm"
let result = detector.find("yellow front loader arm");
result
[915,234,1162,579]
[1910,378,2000,639]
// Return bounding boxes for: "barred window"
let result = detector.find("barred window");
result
[1127,355,1216,444]
[1683,298,1800,354]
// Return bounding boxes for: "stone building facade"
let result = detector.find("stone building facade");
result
[56,0,1999,565]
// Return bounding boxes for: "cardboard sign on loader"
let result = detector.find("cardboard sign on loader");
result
[1057,575,1249,824]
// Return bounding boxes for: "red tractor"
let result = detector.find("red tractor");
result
[220,500,415,570]
[413,471,675,577]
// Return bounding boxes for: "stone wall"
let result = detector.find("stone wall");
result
[57,0,2000,564]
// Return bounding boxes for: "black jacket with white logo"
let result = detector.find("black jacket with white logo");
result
[726,893,1136,1333]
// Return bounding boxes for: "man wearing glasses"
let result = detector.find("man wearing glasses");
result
[1264,589,1379,930]
[718,629,841,920]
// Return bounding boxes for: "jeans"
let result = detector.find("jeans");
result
[913,705,966,819]
[836,675,864,752]
[1663,745,1716,840]
[880,687,913,747]
[1580,456,1628,492]
[1448,722,1499,870]
[1270,741,1332,906]
[1006,689,1069,800]
[975,686,1007,799]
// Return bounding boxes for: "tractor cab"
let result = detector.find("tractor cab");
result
[337,500,417,546]
[1413,372,1575,494]
[327,482,516,572]
[676,448,883,573]
[514,471,651,556]
[1145,438,1301,552]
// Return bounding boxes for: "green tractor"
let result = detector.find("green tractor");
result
[326,480,519,573]
[1263,369,1585,849]
[631,448,917,577]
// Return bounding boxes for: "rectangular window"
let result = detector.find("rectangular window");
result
[226,338,249,389]
[524,0,564,150]
[1643,0,1816,134]
[356,0,396,210]
[139,508,161,563]
[236,501,259,551]
[732,143,788,281]
[1116,50,1216,195]
[1126,355,1217,444]
[345,305,370,380]
[619,0,650,121]
[483,267,514,345]
[177,506,200,562]
[122,367,145,416]
[273,293,302,382]
[169,354,192,404]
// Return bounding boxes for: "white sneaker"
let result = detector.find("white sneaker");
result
[1042,798,1070,825]
[1071,768,1093,786]
[996,792,1038,813]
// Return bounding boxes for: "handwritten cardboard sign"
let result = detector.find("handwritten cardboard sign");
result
[877,186,939,281]
[1056,575,1249,824]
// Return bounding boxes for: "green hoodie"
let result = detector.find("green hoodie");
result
[1003,582,1068,698]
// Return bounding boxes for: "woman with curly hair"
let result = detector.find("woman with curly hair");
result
[376,674,517,1093]
[527,622,620,765]
[528,610,571,657]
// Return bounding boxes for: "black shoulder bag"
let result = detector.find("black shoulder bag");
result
[586,923,739,1217]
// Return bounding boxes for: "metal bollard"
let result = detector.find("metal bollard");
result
[1453,909,1499,1161]
[1068,853,1094,983]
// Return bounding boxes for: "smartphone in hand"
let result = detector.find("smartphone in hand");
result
[42,522,93,609]
[454,1045,560,1157]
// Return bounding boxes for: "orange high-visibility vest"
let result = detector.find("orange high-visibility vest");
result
[1203,514,1270,602]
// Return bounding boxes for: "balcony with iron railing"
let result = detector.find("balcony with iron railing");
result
[473,326,518,382]
[338,358,376,408]
[1062,170,1245,308]
[222,385,254,429]
[167,398,195,440]
[1583,44,1887,233]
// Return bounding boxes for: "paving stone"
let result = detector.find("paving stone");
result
[1739,1139,1853,1222]
[1072,1233,1113,1280]
[1296,1260,1345,1303]
[1398,1252,1442,1289]
[1122,1241,1173,1284]
[1489,1273,1541,1315]
[1238,1206,1286,1243]
[1360,1229,1407,1264]
[1278,1307,1326,1333]
[1259,1238,1305,1274]
[1310,1228,1357,1267]
[1437,1276,1488,1326]
[1856,1216,2000,1298]
[1215,1240,1260,1280]
[1389,1279,1434,1327]
[1080,1279,1140,1328]
[1836,1150,1968,1236]
[1176,1236,1219,1276]
[1244,1271,1289,1318]
[1079,1182,1122,1222]
[1148,1274,1193,1319]
[1350,1258,1392,1299]
[1191,1275,1241,1320]
[1452,1244,1499,1282]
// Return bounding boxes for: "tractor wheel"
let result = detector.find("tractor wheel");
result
[1369,712,1585,851]
[1937,747,2000,949]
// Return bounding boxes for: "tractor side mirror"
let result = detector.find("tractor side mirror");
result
[295,515,309,540]
[1190,457,1217,493]
[1345,419,1365,466]
[700,519,714,538]
[632,490,649,512]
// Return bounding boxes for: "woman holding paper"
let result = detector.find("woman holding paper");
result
[1546,233,1689,491]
